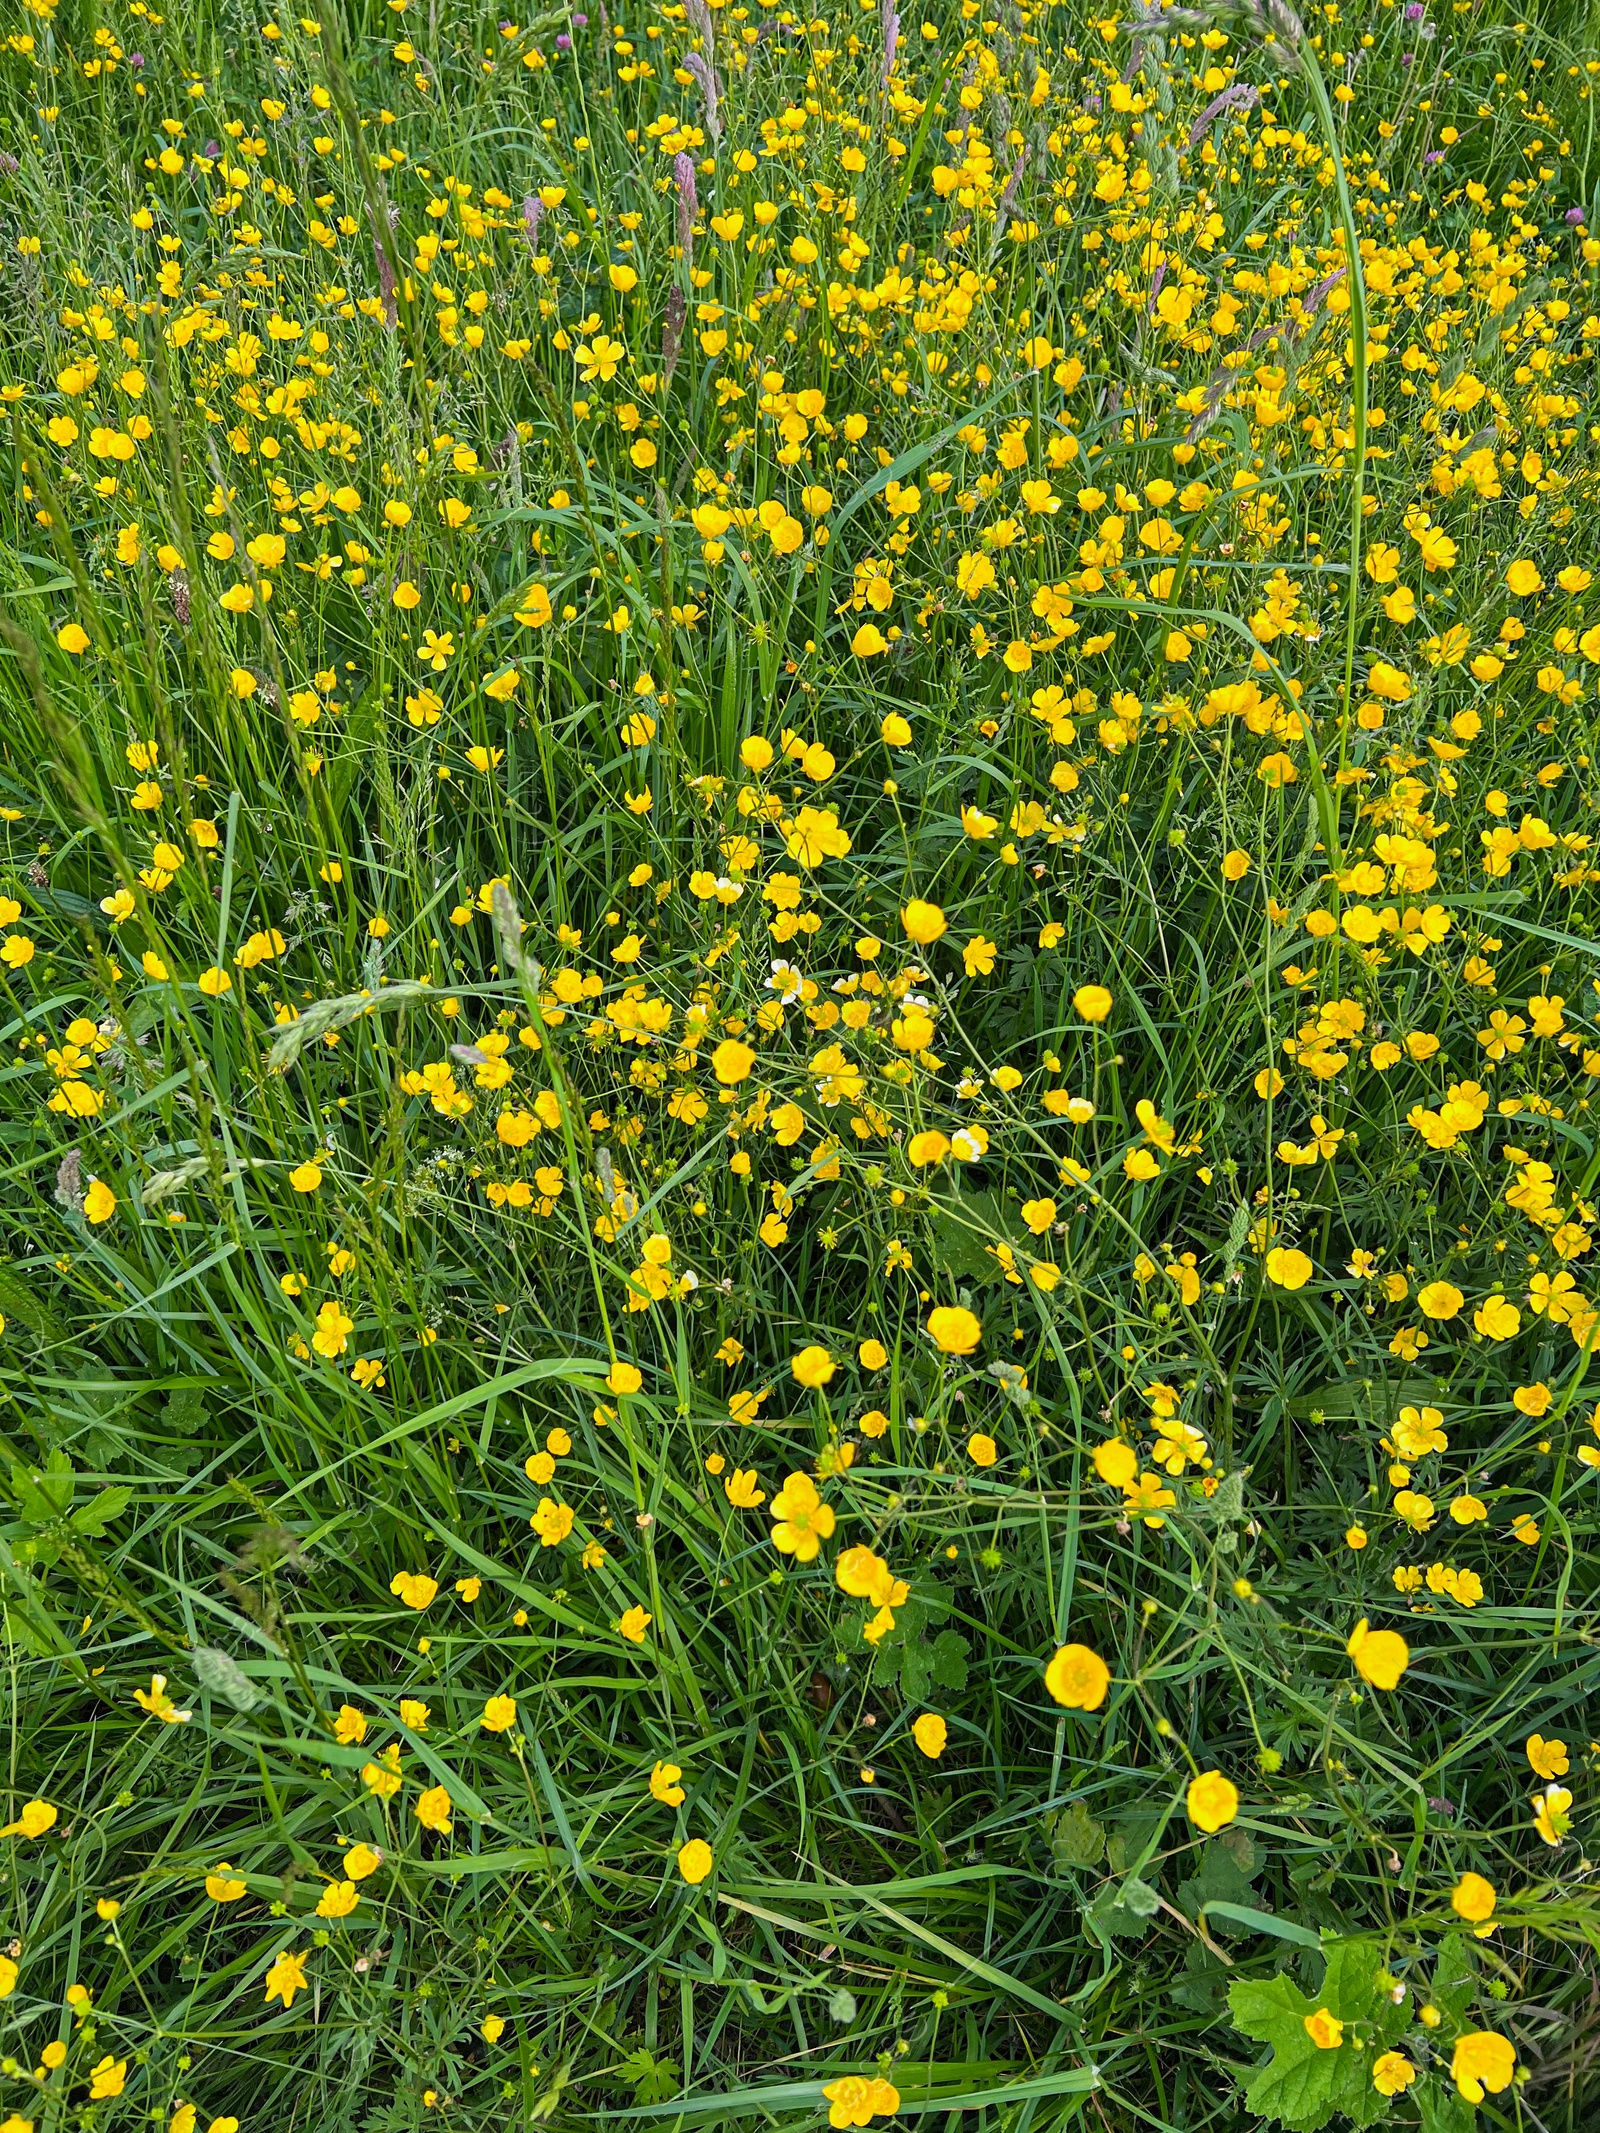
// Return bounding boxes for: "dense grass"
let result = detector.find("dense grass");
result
[1,0,1600,2127]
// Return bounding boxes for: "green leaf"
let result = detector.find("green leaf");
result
[1120,1875,1161,1916]
[1171,1939,1230,2018]
[1228,1974,1353,2132]
[1428,1933,1477,2023]
[898,1638,935,1702]
[1416,2078,1475,2133]
[15,1451,75,1523]
[926,1627,969,1689]
[1227,1943,1410,2131]
[1084,1874,1160,1944]
[1105,1808,1163,1876]
[620,2050,681,2105]
[32,886,102,926]
[1218,1825,1260,1879]
[1285,1377,1441,1426]
[1048,1800,1106,1872]
[893,1627,969,1703]
[926,1188,1023,1286]
[71,1486,130,1537]
[1176,1840,1257,1929]
[869,1583,963,1699]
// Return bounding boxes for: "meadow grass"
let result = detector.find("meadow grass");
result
[1,0,1600,2126]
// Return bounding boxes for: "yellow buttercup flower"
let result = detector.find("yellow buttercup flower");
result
[791,1344,836,1389]
[927,1305,981,1355]
[1346,1618,1409,1691]
[1044,1644,1110,1711]
[1451,2031,1515,2104]
[263,1949,309,2008]
[1185,1770,1239,1834]
[911,1713,947,1758]
[768,1472,835,1561]
[676,1838,713,1884]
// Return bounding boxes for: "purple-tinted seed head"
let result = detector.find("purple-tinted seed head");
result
[674,152,698,256]
[684,49,721,140]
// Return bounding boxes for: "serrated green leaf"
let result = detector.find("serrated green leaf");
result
[1218,1825,1260,1879]
[1416,2077,1475,2133]
[1318,1940,1410,2030]
[620,2049,681,2105]
[1084,1875,1159,1944]
[71,1485,130,1536]
[1049,1800,1105,1872]
[869,1638,905,1687]
[927,1189,1022,1286]
[901,1639,936,1703]
[1428,1933,1477,2023]
[1176,1840,1257,1927]
[1228,1944,1410,2131]
[927,1627,969,1689]
[15,1452,74,1523]
[1228,1974,1354,2132]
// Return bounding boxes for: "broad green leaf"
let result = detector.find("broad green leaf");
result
[1416,2078,1476,2133]
[1228,1943,1410,2131]
[1085,1875,1160,1945]
[1049,1800,1106,1872]
[1176,1840,1257,1928]
[71,1485,130,1536]
[1427,1932,1478,2023]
